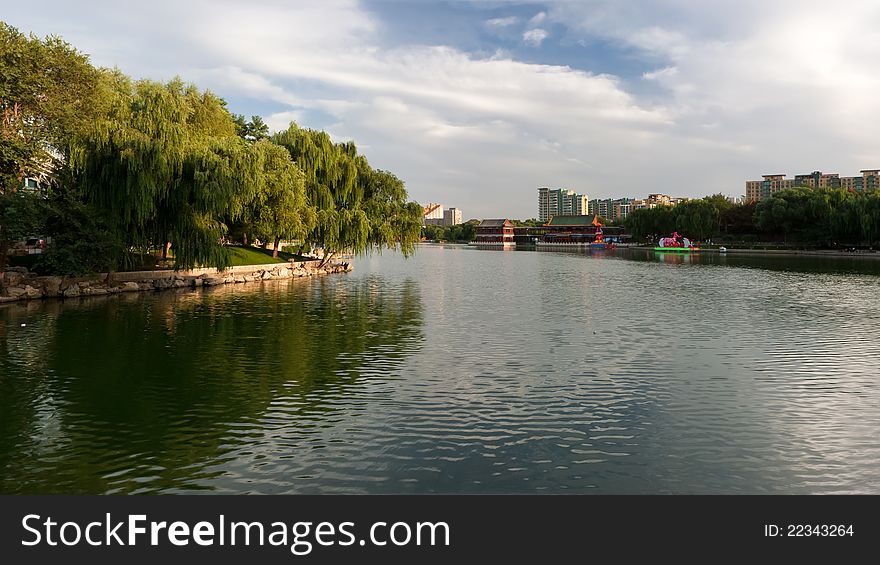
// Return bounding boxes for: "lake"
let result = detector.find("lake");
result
[2,245,879,494]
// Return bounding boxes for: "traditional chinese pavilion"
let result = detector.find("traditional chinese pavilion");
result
[474,219,515,246]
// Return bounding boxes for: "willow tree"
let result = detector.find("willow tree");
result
[623,205,676,241]
[272,123,421,264]
[71,77,258,269]
[248,140,316,256]
[674,199,718,241]
[362,168,423,257]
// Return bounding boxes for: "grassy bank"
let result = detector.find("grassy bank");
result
[5,245,314,274]
[226,246,312,266]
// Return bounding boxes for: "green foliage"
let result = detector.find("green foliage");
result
[0,21,103,191]
[510,218,541,227]
[422,224,444,241]
[422,219,478,242]
[1,21,105,267]
[626,189,880,246]
[363,169,423,257]
[755,187,880,246]
[225,245,289,266]
[34,191,123,276]
[719,201,757,235]
[0,190,44,243]
[754,187,833,243]
[71,77,256,269]
[703,193,733,213]
[623,206,677,241]
[233,114,269,142]
[272,124,422,262]
[240,140,316,256]
[3,24,421,273]
[674,199,718,241]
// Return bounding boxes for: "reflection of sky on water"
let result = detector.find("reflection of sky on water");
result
[2,247,879,493]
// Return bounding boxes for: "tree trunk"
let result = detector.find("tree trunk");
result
[319,251,336,268]
[272,236,280,258]
[162,241,170,260]
[243,232,249,246]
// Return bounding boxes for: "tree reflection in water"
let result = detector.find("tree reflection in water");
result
[0,276,423,493]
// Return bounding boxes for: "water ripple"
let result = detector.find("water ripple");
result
[2,247,880,493]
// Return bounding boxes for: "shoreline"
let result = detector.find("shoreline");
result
[0,260,353,304]
[631,246,880,260]
[421,240,880,260]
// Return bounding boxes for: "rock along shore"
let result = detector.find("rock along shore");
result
[0,260,352,304]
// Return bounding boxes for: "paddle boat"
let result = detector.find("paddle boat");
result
[654,231,699,253]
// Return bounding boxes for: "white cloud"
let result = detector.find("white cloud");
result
[485,16,518,27]
[642,66,678,81]
[6,0,880,218]
[542,0,880,192]
[522,28,549,47]
[190,66,301,106]
[265,110,305,132]
[628,26,690,59]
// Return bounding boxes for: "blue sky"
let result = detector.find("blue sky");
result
[4,0,880,219]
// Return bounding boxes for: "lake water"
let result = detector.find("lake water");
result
[2,246,880,494]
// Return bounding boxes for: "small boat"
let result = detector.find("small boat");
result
[719,246,728,253]
[654,231,699,253]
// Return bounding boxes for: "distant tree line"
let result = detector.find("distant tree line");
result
[510,218,541,227]
[624,198,722,242]
[0,22,422,275]
[422,220,479,242]
[623,189,880,247]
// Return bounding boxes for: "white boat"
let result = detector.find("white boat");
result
[719,246,728,253]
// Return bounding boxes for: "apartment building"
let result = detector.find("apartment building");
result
[443,207,462,226]
[745,169,880,201]
[538,187,589,222]
[423,202,463,226]
[588,198,611,219]
[424,203,444,221]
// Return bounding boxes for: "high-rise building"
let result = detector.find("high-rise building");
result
[424,202,444,225]
[423,202,463,226]
[839,170,880,192]
[548,190,561,220]
[588,196,665,220]
[612,198,633,220]
[794,171,840,189]
[572,194,589,216]
[646,194,674,207]
[861,170,880,191]
[537,187,550,222]
[588,198,609,219]
[537,187,589,222]
[443,207,462,226]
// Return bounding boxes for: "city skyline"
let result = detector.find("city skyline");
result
[5,1,880,218]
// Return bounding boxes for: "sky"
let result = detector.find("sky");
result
[4,0,880,219]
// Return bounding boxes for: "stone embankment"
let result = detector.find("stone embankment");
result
[0,261,352,303]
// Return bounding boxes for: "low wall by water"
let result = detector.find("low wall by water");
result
[0,260,352,303]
